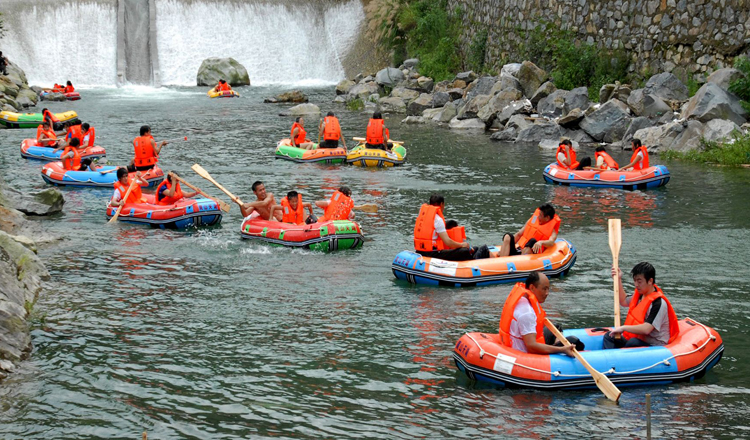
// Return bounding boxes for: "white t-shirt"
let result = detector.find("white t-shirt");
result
[509,297,538,353]
[634,151,644,165]
[111,189,122,203]
[432,215,446,241]
[596,155,605,168]
[557,151,567,165]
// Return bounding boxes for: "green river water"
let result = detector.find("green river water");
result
[1,86,749,439]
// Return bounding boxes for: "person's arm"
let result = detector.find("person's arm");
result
[609,322,654,337]
[437,230,469,249]
[611,266,630,307]
[110,189,124,207]
[302,202,314,216]
[153,138,168,156]
[341,129,347,149]
[523,333,575,356]
[183,191,198,198]
[621,152,643,171]
[291,128,299,147]
[318,121,323,143]
[315,200,329,209]
[240,204,256,218]
[269,204,283,221]
[532,230,558,253]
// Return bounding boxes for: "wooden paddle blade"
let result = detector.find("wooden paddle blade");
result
[608,219,622,260]
[170,173,231,213]
[191,164,210,179]
[353,204,378,213]
[190,164,243,206]
[352,136,365,141]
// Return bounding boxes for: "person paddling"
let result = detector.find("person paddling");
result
[156,172,198,205]
[365,111,391,151]
[316,186,355,221]
[497,204,561,257]
[127,125,168,172]
[240,181,283,221]
[621,138,650,171]
[110,168,146,207]
[318,111,346,149]
[290,117,315,150]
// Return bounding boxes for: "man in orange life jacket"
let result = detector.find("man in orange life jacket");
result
[586,146,619,170]
[214,79,232,92]
[621,138,650,171]
[240,181,283,221]
[497,204,561,257]
[291,117,315,150]
[156,172,198,205]
[604,262,679,349]
[127,125,168,173]
[318,111,346,149]
[60,138,97,171]
[270,190,315,224]
[556,139,591,170]
[110,168,146,207]
[365,111,392,151]
[315,186,355,221]
[80,123,96,148]
[53,123,83,152]
[499,272,579,355]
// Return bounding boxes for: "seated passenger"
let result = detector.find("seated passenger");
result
[316,186,355,221]
[54,123,83,152]
[556,139,591,170]
[240,181,283,221]
[42,108,60,131]
[127,125,168,172]
[621,138,650,171]
[36,121,59,147]
[110,168,146,207]
[587,146,619,170]
[60,138,96,171]
[80,123,96,148]
[318,111,346,149]
[290,117,315,150]
[498,204,561,257]
[272,190,315,225]
[64,81,75,94]
[156,172,198,205]
[365,111,392,151]
[603,262,679,349]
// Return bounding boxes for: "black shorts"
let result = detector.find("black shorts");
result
[319,139,339,148]
[504,233,536,256]
[126,163,156,173]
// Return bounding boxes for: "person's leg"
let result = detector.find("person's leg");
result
[520,238,537,255]
[472,244,490,259]
[126,164,136,173]
[79,158,92,171]
[602,332,627,349]
[624,337,652,348]
[499,233,514,257]
[576,157,592,170]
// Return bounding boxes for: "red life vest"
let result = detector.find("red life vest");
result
[156,180,183,205]
[622,285,679,344]
[321,191,354,221]
[66,124,83,143]
[413,204,446,251]
[64,85,75,93]
[43,109,59,123]
[517,208,561,252]
[630,146,650,170]
[37,125,56,146]
[133,135,157,167]
[62,146,81,171]
[291,122,307,145]
[595,151,619,170]
[81,127,96,147]
[219,82,231,91]
[323,116,341,141]
[556,145,579,169]
[499,283,547,349]
[366,118,385,144]
[52,84,63,92]
[280,195,305,224]
[114,179,143,205]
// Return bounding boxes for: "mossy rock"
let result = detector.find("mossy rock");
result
[196,57,251,87]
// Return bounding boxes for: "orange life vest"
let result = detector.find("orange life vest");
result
[156,180,183,205]
[62,146,81,171]
[595,151,619,170]
[630,146,650,170]
[446,225,466,243]
[81,127,96,147]
[219,82,230,91]
[499,283,547,349]
[66,124,83,143]
[114,179,143,205]
[280,195,305,224]
[291,122,307,145]
[323,116,341,141]
[366,118,385,145]
[52,84,63,92]
[556,145,579,170]
[622,285,679,344]
[133,135,157,167]
[64,85,75,93]
[37,125,56,146]
[43,109,59,123]
[321,191,354,221]
[517,208,561,251]
[414,204,446,251]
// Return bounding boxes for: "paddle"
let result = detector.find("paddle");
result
[608,219,623,335]
[353,204,378,213]
[163,136,188,143]
[168,172,231,213]
[543,318,622,402]
[99,168,119,175]
[108,178,139,223]
[352,136,403,144]
[190,164,244,206]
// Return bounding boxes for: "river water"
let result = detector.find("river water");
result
[1,86,749,439]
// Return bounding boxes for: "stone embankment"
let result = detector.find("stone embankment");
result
[0,62,39,112]
[334,59,748,153]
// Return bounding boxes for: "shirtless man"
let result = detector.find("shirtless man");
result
[240,181,283,221]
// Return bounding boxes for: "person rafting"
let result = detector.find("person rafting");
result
[52,83,64,93]
[271,190,315,225]
[497,204,561,257]
[110,168,146,207]
[127,125,168,172]
[413,193,492,261]
[290,117,315,150]
[213,79,232,92]
[41,108,60,131]
[63,81,75,94]
[36,121,59,147]
[556,139,591,170]
[318,111,346,149]
[621,138,650,171]
[240,181,283,221]
[78,123,96,148]
[604,262,679,349]
[316,186,355,221]
[60,138,96,172]
[53,123,83,152]
[499,272,580,355]
[365,111,391,151]
[156,172,197,205]
[588,146,619,170]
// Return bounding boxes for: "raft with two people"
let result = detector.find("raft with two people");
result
[275,138,348,164]
[42,163,163,188]
[21,138,106,161]
[274,138,407,167]
[1,110,80,130]
[39,90,81,101]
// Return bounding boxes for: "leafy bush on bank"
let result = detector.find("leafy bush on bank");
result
[729,56,750,113]
[663,133,750,166]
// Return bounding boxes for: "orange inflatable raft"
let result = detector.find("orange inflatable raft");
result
[543,163,670,189]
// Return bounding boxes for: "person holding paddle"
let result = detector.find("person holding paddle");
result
[127,125,168,173]
[155,172,198,205]
[240,181,283,221]
[110,168,146,207]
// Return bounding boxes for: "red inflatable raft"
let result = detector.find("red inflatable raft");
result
[106,194,223,229]
[240,216,364,251]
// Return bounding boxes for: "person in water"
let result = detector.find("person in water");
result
[36,121,59,147]
[413,193,492,261]
[241,181,283,221]
[60,138,96,171]
[156,172,198,205]
[497,204,561,257]
[271,190,315,225]
[365,111,391,151]
[318,111,346,149]
[621,138,650,171]
[80,123,96,148]
[63,81,75,94]
[316,186,355,221]
[127,125,168,172]
[290,117,315,150]
[556,139,591,170]
[603,262,679,349]
[499,272,580,355]
[586,146,619,170]
[110,168,146,207]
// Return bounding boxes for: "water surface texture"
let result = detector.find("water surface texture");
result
[1,86,749,439]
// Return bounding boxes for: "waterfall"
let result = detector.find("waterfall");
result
[1,0,365,87]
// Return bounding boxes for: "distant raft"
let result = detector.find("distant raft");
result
[42,163,163,188]
[207,89,240,98]
[240,217,364,251]
[392,239,576,287]
[274,138,347,164]
[346,143,406,167]
[39,91,81,101]
[454,318,723,390]
[543,163,670,190]
[0,110,80,130]
[106,194,223,229]
[21,138,106,161]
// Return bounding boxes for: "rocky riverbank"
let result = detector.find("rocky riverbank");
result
[334,59,749,153]
[0,61,40,112]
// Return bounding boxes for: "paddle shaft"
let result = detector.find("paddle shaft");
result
[163,136,188,143]
[352,204,378,213]
[109,179,139,223]
[191,164,244,206]
[169,173,230,213]
[609,219,623,330]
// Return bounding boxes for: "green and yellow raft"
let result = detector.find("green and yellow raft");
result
[240,217,364,251]
[346,142,407,167]
[274,138,348,164]
[0,110,80,129]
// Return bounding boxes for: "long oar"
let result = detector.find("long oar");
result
[353,204,378,213]
[608,219,623,334]
[544,319,622,402]
[108,179,139,224]
[352,136,403,144]
[169,172,230,213]
[163,136,188,143]
[190,164,244,206]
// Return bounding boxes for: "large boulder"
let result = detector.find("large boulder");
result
[16,88,39,106]
[515,122,564,147]
[632,119,704,152]
[599,84,616,103]
[263,90,307,103]
[621,116,655,143]
[431,91,450,108]
[501,63,523,77]
[506,114,533,131]
[706,68,744,92]
[336,79,356,95]
[446,88,464,100]
[377,96,407,113]
[455,71,478,82]
[497,99,534,126]
[196,57,250,86]
[422,108,442,120]
[640,94,672,117]
[464,76,497,101]
[348,82,380,100]
[558,108,585,127]
[579,99,632,143]
[3,62,29,89]
[496,74,523,94]
[391,87,420,103]
[448,117,486,130]
[563,87,591,115]
[489,128,519,142]
[626,89,647,116]
[407,93,434,116]
[375,67,405,87]
[530,81,557,107]
[563,129,596,144]
[402,58,420,69]
[681,82,748,126]
[517,61,548,98]
[434,102,458,123]
[702,119,741,143]
[3,187,64,216]
[477,89,523,124]
[0,78,20,98]
[537,89,569,118]
[643,72,689,102]
[457,94,491,120]
[279,103,320,116]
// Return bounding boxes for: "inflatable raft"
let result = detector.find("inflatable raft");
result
[240,217,364,251]
[392,239,576,287]
[454,318,723,390]
[346,143,407,167]
[21,138,106,161]
[543,163,670,190]
[207,89,240,98]
[0,110,80,130]
[40,91,81,101]
[274,138,347,164]
[42,163,163,188]
[106,194,222,229]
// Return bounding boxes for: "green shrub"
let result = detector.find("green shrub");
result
[399,0,462,81]
[730,56,750,113]
[346,98,365,111]
[663,132,750,166]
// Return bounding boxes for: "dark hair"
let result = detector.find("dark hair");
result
[140,125,150,136]
[295,117,302,123]
[339,186,351,197]
[66,81,72,86]
[327,111,334,117]
[525,271,541,289]
[220,79,225,83]
[632,138,642,148]
[445,219,458,229]
[631,262,656,284]
[595,146,606,152]
[42,108,49,114]
[116,167,128,179]
[429,193,445,206]
[251,181,263,192]
[82,123,90,131]
[167,171,179,183]
[42,121,50,127]
[560,139,572,147]
[538,203,555,218]
[69,138,80,147]
[372,111,382,119]
[287,190,298,199]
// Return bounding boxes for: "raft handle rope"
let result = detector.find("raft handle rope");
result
[465,318,717,378]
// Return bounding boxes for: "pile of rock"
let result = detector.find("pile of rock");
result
[334,59,749,153]
[0,62,39,112]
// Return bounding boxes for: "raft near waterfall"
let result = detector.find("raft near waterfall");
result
[1,111,80,130]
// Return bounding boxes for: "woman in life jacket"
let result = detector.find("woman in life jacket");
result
[214,79,232,92]
[588,146,619,170]
[127,125,168,172]
[556,139,591,170]
[365,111,391,151]
[80,123,96,148]
[497,203,561,257]
[621,138,650,171]
[60,138,96,171]
[64,81,75,94]
[36,121,59,147]
[41,108,60,131]
[291,117,315,150]
[318,111,346,149]
[156,172,198,205]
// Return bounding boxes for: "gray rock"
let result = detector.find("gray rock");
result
[431,92,450,108]
[16,88,38,106]
[641,94,672,117]
[506,114,533,131]
[563,129,596,144]
[403,58,420,69]
[539,138,579,150]
[501,63,523,77]
[580,99,632,142]
[478,89,523,123]
[614,84,632,102]
[361,75,375,84]
[446,88,465,100]
[377,96,407,113]
[417,76,434,92]
[497,74,523,94]
[336,79,356,95]
[349,82,380,100]
[563,87,591,115]
[517,61,548,98]
[375,67,405,87]
[15,95,35,108]
[627,89,647,116]
[402,116,426,124]
[4,187,64,216]
[449,117,486,130]
[279,103,320,116]
[264,90,307,103]
[599,84,616,103]
[333,95,346,104]
[0,78,20,98]
[489,128,518,142]
[538,89,569,117]
[432,80,451,93]
[702,119,741,143]
[40,91,66,102]
[658,111,677,124]
[30,85,44,95]
[407,93,434,116]
[531,81,557,106]
[457,94,490,119]
[3,62,29,89]
[434,102,458,123]
[422,108,443,120]
[515,122,564,147]
[622,117,655,143]
[706,68,744,92]
[497,99,534,125]
[196,57,250,86]
[456,71,478,82]
[464,76,497,101]
[644,72,689,101]
[633,119,704,152]
[558,108,585,127]
[390,87,420,103]
[681,82,748,125]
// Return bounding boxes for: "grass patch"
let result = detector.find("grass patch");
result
[662,133,750,166]
[346,98,365,111]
